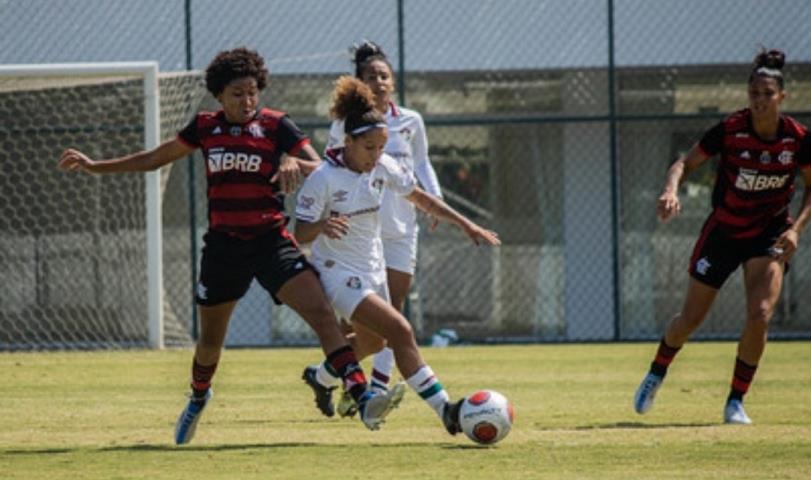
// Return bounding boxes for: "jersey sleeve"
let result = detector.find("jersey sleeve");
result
[697,122,724,156]
[295,166,329,223]
[276,115,311,156]
[382,155,417,197]
[411,114,442,198]
[177,115,201,148]
[797,133,811,169]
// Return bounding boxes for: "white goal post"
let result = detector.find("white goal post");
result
[0,62,164,348]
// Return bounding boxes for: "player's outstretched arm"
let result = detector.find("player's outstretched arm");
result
[406,187,500,246]
[58,139,194,175]
[657,143,711,223]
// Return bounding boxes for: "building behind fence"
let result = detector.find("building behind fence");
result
[2,0,811,349]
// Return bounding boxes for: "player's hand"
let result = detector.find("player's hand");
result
[656,190,681,223]
[322,216,350,239]
[271,154,302,194]
[769,228,799,262]
[58,148,97,174]
[463,222,500,246]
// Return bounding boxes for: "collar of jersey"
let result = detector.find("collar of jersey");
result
[325,147,348,168]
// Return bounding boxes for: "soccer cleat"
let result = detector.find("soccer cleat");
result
[724,399,752,425]
[174,389,213,445]
[358,382,407,431]
[336,389,359,418]
[442,398,464,435]
[302,365,336,417]
[634,372,664,414]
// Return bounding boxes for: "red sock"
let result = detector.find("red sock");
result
[650,337,681,377]
[191,359,217,397]
[728,357,757,402]
[326,346,368,403]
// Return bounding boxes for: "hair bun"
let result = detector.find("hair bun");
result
[352,40,386,64]
[755,48,785,71]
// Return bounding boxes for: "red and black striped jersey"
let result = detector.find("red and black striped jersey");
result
[698,108,809,238]
[177,108,310,239]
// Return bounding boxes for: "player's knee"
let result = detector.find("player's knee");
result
[746,303,773,331]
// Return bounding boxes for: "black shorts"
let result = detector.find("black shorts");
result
[688,217,790,289]
[195,227,314,306]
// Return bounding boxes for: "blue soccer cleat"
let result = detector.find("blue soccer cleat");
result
[634,372,664,414]
[358,382,406,431]
[723,399,752,425]
[174,389,213,445]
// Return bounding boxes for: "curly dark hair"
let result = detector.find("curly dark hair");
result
[204,47,268,96]
[330,75,385,136]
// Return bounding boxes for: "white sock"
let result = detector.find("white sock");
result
[405,365,449,418]
[371,347,395,391]
[315,361,340,388]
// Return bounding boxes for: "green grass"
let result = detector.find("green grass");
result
[1,342,810,479]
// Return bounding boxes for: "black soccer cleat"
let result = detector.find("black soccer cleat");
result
[442,398,464,435]
[302,365,336,417]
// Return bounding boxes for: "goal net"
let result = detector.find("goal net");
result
[0,63,206,350]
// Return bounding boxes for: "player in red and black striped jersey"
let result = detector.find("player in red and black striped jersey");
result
[634,48,811,424]
[58,47,395,443]
[177,107,312,238]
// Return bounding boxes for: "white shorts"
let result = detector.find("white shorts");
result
[318,264,390,321]
[382,232,418,275]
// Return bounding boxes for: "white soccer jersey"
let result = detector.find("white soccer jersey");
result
[295,149,417,274]
[327,103,442,239]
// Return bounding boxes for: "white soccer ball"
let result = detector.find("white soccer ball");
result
[459,390,514,445]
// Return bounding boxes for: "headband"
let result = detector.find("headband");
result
[349,122,387,136]
[754,66,782,77]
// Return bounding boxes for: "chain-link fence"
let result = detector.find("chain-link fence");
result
[2,0,811,349]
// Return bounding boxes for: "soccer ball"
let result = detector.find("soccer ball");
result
[459,390,514,445]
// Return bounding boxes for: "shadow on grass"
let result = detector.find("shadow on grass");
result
[2,441,480,455]
[1,443,316,455]
[573,421,716,430]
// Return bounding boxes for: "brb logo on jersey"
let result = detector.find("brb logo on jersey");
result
[207,147,262,173]
[734,168,790,192]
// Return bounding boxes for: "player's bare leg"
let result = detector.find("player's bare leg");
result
[724,257,783,424]
[352,294,460,434]
[635,278,718,414]
[175,301,236,445]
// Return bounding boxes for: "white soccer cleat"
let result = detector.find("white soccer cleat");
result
[358,382,406,431]
[723,399,752,425]
[634,372,664,414]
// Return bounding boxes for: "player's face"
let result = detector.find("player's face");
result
[217,77,260,123]
[361,60,395,108]
[345,127,388,173]
[748,76,784,119]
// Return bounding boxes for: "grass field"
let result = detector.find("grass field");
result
[1,342,810,479]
